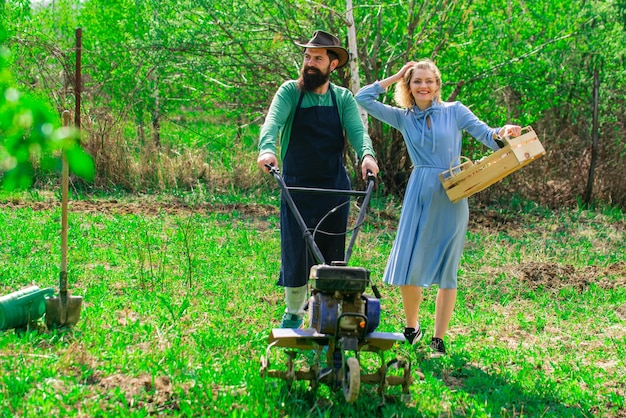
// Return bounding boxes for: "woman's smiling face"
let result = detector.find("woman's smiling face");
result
[409,68,439,109]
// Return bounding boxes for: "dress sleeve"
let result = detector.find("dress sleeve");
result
[355,82,405,131]
[454,102,502,151]
[338,88,376,160]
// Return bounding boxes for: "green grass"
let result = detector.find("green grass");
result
[0,190,624,417]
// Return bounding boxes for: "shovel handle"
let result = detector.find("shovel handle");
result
[60,111,71,292]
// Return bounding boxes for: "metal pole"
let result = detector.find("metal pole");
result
[75,28,82,131]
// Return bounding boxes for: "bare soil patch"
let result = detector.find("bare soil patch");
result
[94,373,179,413]
[517,261,626,292]
[0,195,276,218]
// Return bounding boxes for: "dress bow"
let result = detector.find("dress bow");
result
[410,102,442,153]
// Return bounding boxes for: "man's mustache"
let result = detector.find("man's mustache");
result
[304,66,322,74]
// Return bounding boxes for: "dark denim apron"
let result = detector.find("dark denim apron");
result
[278,86,350,287]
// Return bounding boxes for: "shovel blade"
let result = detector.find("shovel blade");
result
[45,294,82,329]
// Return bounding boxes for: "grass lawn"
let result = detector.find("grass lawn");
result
[0,189,624,417]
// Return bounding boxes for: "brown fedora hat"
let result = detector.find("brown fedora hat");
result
[295,30,349,69]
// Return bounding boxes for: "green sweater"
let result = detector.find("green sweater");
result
[258,80,376,161]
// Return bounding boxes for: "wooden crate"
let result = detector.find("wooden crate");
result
[439,126,545,203]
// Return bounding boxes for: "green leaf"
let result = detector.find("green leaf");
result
[65,146,95,182]
[1,161,34,190]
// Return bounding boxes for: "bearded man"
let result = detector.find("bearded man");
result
[257,30,379,328]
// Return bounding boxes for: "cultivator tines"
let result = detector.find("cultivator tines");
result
[259,328,412,403]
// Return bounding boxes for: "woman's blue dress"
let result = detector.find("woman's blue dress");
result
[355,82,502,288]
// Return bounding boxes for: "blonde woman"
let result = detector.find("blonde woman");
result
[356,60,520,355]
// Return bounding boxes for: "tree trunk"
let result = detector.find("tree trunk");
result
[345,0,367,183]
[584,68,599,206]
[346,0,367,129]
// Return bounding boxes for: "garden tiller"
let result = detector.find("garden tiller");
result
[260,165,413,403]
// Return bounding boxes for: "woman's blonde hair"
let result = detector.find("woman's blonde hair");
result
[393,59,442,108]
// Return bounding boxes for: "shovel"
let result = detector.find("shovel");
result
[45,110,83,329]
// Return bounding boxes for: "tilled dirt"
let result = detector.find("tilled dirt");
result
[0,196,277,218]
[517,261,626,292]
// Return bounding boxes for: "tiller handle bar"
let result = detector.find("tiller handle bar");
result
[266,165,376,266]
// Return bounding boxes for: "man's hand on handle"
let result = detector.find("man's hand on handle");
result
[257,152,278,173]
[361,155,379,180]
[258,152,379,180]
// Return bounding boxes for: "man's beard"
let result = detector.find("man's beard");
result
[298,66,330,91]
